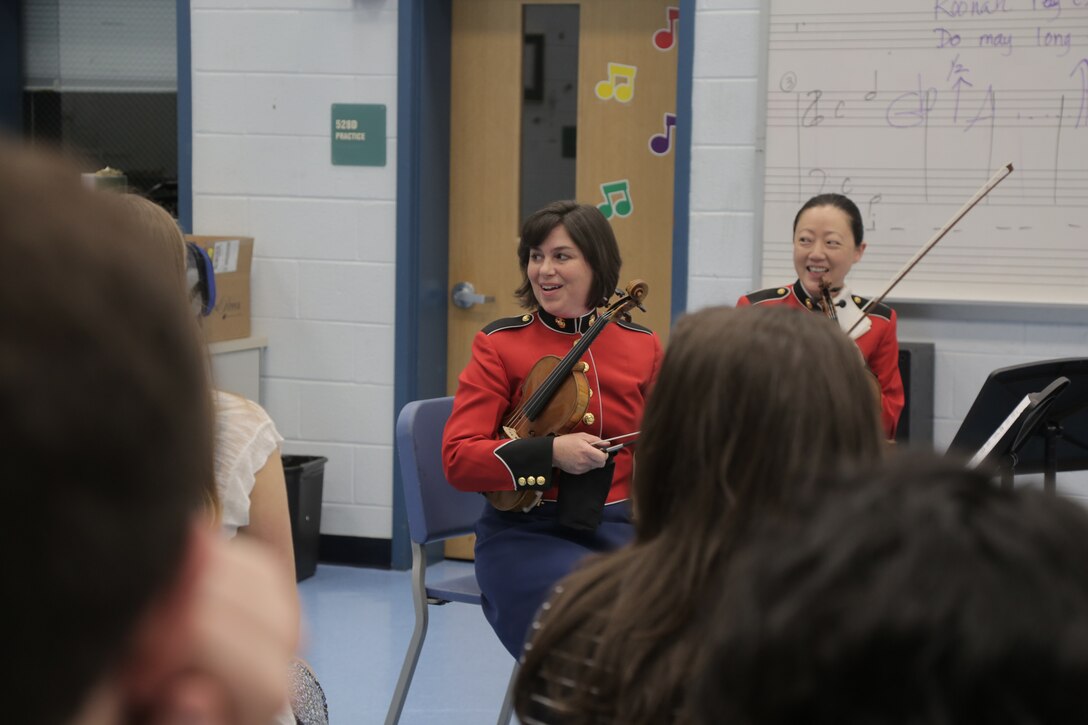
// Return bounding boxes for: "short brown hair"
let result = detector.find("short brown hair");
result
[514,200,622,310]
[0,140,214,725]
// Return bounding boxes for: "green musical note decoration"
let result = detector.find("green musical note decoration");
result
[598,179,633,219]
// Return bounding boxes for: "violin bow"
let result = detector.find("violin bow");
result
[595,430,640,453]
[846,163,1015,337]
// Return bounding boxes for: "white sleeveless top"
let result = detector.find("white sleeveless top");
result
[213,390,284,539]
[213,392,307,725]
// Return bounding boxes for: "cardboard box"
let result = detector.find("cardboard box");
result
[184,235,254,343]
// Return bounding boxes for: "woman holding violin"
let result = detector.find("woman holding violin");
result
[737,193,904,440]
[442,200,662,657]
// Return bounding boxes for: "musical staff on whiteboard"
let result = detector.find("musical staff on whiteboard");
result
[763,0,1088,305]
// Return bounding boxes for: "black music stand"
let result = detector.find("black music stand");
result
[948,359,1088,493]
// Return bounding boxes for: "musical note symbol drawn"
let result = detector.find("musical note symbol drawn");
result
[649,112,677,155]
[652,6,680,51]
[597,180,633,220]
[594,63,637,103]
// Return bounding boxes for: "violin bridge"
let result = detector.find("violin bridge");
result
[502,425,520,440]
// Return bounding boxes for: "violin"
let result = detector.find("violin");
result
[485,280,649,512]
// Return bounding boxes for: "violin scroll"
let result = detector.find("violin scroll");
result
[624,279,649,308]
[608,279,649,321]
[817,277,839,322]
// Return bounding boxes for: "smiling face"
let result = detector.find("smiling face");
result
[528,224,596,319]
[793,204,866,296]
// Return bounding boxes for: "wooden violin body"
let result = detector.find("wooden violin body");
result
[507,356,591,439]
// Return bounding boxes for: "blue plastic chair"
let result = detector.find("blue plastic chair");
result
[384,397,517,725]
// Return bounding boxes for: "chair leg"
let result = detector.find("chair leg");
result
[496,661,519,725]
[384,543,430,725]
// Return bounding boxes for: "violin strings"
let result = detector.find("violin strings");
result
[504,307,619,431]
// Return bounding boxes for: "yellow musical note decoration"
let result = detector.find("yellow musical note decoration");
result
[594,62,637,104]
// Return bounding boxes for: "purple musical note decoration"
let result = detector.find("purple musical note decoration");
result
[649,112,677,156]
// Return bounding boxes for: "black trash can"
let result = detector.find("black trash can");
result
[282,455,327,582]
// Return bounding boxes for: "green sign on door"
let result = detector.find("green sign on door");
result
[331,104,386,166]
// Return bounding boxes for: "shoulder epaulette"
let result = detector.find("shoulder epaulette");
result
[616,318,653,335]
[482,314,534,335]
[850,295,893,321]
[744,286,791,305]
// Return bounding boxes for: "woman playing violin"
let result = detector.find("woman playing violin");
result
[442,200,662,657]
[737,193,904,439]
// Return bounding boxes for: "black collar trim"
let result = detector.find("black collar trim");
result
[537,308,598,334]
[793,279,849,313]
[792,279,818,311]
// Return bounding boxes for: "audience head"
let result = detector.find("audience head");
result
[697,456,1088,725]
[0,140,214,724]
[111,192,189,293]
[113,193,222,520]
[515,200,622,311]
[633,305,883,547]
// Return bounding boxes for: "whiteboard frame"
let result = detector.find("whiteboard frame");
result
[752,1,772,289]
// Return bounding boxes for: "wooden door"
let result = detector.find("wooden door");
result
[448,0,680,390]
[446,0,681,558]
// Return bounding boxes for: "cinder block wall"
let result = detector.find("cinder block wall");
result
[191,0,398,539]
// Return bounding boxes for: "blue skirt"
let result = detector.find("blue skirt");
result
[474,500,634,657]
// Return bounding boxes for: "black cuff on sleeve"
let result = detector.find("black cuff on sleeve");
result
[495,436,554,491]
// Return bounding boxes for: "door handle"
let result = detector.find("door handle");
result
[451,281,495,309]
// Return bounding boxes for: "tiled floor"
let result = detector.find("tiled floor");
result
[298,562,515,724]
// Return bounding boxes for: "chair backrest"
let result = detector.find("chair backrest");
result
[397,396,486,545]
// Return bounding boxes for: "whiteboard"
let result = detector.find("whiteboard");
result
[761,1,1088,305]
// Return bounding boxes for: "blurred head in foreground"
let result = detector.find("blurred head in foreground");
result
[696,456,1088,725]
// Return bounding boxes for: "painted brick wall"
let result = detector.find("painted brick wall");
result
[191,0,398,538]
[688,0,1088,500]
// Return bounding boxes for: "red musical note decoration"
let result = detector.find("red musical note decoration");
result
[652,7,680,52]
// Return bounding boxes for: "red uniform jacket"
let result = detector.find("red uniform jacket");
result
[737,280,905,439]
[443,308,662,504]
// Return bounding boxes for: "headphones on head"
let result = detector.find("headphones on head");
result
[185,242,217,317]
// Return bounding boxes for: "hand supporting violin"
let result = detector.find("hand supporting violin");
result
[553,432,610,474]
